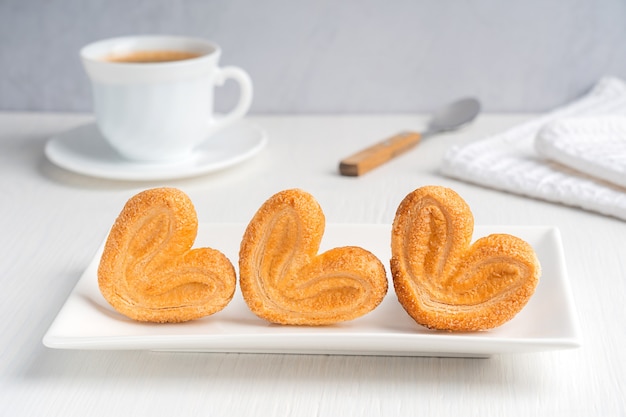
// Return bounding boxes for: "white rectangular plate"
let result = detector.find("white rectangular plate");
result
[43,224,581,357]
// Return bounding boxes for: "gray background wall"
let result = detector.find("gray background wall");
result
[1,0,625,114]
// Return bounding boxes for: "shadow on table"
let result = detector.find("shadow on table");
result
[37,153,243,191]
[22,340,548,394]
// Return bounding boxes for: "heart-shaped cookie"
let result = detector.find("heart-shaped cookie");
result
[98,188,236,323]
[239,189,388,325]
[390,186,540,331]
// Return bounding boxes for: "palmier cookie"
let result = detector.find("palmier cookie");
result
[98,188,236,323]
[390,186,540,331]
[239,189,388,325]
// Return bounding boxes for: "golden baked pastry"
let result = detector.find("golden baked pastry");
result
[98,188,236,323]
[390,186,540,331]
[239,189,388,325]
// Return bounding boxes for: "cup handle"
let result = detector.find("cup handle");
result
[212,66,253,129]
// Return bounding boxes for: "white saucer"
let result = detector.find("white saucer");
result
[44,121,267,181]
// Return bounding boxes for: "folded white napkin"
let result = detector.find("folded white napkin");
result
[440,77,626,221]
[535,116,626,189]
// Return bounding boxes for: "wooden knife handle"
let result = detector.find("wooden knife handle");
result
[338,131,421,176]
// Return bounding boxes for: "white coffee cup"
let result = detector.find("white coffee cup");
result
[81,35,253,162]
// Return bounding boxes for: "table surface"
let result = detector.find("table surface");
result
[1,112,624,416]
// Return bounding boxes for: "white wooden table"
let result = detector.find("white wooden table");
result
[0,112,624,416]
